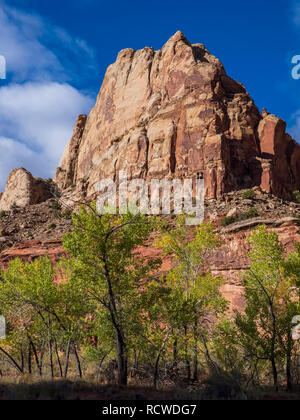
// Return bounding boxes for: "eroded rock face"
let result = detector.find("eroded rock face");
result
[0,168,52,211]
[54,114,87,190]
[257,113,300,198]
[54,31,300,202]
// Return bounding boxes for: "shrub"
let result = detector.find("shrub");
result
[0,210,6,218]
[239,208,259,221]
[242,190,255,200]
[222,208,259,227]
[221,216,237,227]
[48,223,57,230]
[294,190,300,203]
[202,370,246,400]
[245,208,259,219]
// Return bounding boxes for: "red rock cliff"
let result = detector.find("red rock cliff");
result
[54,31,300,202]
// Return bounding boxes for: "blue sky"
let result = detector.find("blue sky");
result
[0,0,299,189]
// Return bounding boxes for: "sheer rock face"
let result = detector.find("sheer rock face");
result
[54,31,300,202]
[0,168,51,211]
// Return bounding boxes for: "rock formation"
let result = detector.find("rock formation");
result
[0,32,299,311]
[0,168,52,212]
[54,31,300,203]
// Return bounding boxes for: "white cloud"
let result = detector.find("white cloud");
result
[0,136,40,188]
[0,1,97,83]
[0,82,93,190]
[0,1,97,190]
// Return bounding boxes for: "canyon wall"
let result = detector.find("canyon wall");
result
[54,31,300,203]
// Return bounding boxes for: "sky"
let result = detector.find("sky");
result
[0,0,299,190]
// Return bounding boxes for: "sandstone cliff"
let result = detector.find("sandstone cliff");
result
[0,32,299,311]
[54,31,300,203]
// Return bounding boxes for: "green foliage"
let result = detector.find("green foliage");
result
[221,208,259,227]
[0,210,6,218]
[242,190,255,200]
[63,204,161,385]
[293,190,300,203]
[242,208,259,219]
[0,205,298,393]
[221,216,237,227]
[0,255,89,377]
[234,225,300,391]
[48,223,57,230]
[155,221,227,381]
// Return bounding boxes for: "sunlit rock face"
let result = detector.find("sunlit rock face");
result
[0,168,51,211]
[54,31,300,202]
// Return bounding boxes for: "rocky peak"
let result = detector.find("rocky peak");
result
[0,168,52,212]
[53,31,300,204]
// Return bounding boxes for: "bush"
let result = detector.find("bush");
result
[294,190,300,203]
[48,223,57,230]
[202,370,246,400]
[240,208,259,221]
[222,208,259,227]
[245,208,259,219]
[0,210,6,218]
[221,216,237,227]
[242,190,255,200]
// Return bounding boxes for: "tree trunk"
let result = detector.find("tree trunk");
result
[153,354,160,390]
[47,314,54,379]
[116,330,127,386]
[271,358,278,392]
[28,343,32,375]
[286,334,293,392]
[0,346,23,374]
[153,331,171,389]
[54,339,63,378]
[31,342,43,376]
[193,318,198,381]
[64,339,71,378]
[184,326,191,381]
[73,342,82,378]
[20,349,24,373]
[173,339,178,371]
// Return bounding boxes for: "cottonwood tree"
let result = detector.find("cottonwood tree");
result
[63,204,161,386]
[156,220,226,381]
[0,256,88,378]
[235,226,299,391]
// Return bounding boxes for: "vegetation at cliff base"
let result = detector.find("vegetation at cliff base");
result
[0,206,299,400]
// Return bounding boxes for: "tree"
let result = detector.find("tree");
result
[156,220,226,381]
[235,225,299,391]
[62,204,161,386]
[0,256,88,378]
